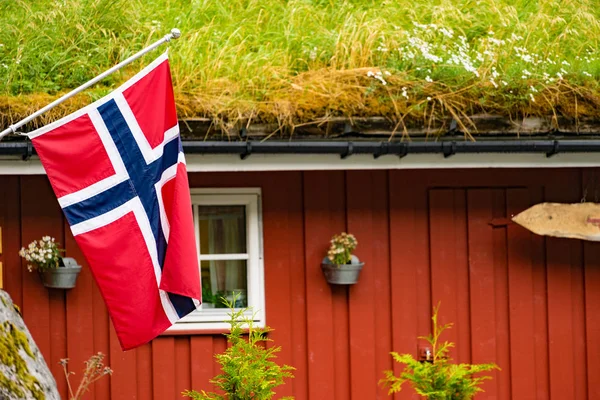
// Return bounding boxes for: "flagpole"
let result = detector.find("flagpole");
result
[0,28,181,141]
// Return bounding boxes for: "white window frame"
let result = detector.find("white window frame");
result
[167,188,265,332]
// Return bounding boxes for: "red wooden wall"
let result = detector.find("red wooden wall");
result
[0,168,599,400]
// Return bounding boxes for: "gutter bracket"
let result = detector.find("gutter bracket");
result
[22,141,32,161]
[343,122,354,134]
[546,140,559,158]
[398,143,408,159]
[374,142,389,159]
[240,142,252,160]
[443,142,457,158]
[341,142,354,159]
[448,119,458,135]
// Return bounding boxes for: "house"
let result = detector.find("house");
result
[0,115,599,399]
[2,1,600,397]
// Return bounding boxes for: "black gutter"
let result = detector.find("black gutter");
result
[2,139,600,159]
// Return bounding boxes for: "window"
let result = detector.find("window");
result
[167,188,265,332]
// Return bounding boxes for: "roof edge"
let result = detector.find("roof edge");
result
[2,138,600,159]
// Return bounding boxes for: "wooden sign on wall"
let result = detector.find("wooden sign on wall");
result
[512,202,600,241]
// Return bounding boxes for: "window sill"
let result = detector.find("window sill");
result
[161,320,266,336]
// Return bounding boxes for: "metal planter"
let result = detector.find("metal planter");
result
[321,255,364,285]
[38,257,82,289]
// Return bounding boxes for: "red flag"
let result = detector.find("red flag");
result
[29,52,201,350]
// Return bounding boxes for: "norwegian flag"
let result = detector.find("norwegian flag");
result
[28,52,201,350]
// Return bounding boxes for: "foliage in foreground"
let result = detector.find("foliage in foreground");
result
[60,352,112,400]
[1,0,600,131]
[380,305,499,399]
[183,298,294,400]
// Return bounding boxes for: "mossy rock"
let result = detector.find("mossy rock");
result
[0,290,59,399]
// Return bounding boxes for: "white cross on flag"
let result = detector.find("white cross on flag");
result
[28,52,201,350]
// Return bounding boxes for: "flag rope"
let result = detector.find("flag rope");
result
[0,28,181,141]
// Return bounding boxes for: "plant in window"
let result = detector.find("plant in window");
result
[183,295,295,400]
[379,304,499,399]
[321,232,364,285]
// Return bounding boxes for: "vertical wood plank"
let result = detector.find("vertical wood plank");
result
[93,277,111,399]
[261,172,305,398]
[0,176,22,308]
[583,169,600,400]
[288,176,309,400]
[429,189,470,363]
[332,285,350,400]
[389,171,430,400]
[20,176,69,397]
[152,337,176,400]
[491,190,511,400]
[174,338,191,397]
[20,176,51,355]
[190,336,214,393]
[506,188,537,399]
[109,326,137,400]
[212,335,227,396]
[373,172,393,400]
[528,186,550,399]
[303,171,345,400]
[545,172,582,400]
[584,241,600,400]
[346,170,389,399]
[467,189,499,398]
[64,220,96,399]
[136,343,153,400]
[571,172,588,400]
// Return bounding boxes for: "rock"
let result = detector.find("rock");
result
[0,290,59,400]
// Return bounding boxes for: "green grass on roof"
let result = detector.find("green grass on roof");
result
[1,0,600,136]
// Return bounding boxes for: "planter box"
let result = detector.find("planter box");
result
[38,257,82,289]
[321,255,364,285]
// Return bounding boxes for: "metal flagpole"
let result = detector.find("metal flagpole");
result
[0,28,181,141]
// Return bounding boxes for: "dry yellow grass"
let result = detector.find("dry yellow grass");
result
[2,0,600,137]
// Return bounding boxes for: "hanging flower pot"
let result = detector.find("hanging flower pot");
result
[321,232,364,285]
[321,255,364,285]
[19,236,81,289]
[38,257,82,289]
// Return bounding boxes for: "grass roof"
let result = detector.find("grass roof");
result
[2,0,600,138]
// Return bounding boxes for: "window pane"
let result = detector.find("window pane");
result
[198,206,247,254]
[200,260,248,308]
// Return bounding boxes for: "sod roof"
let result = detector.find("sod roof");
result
[2,0,600,140]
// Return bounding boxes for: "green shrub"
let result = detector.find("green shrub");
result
[183,297,294,400]
[380,304,499,399]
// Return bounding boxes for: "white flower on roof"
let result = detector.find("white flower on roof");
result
[367,70,387,85]
[425,76,433,82]
[439,27,454,38]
